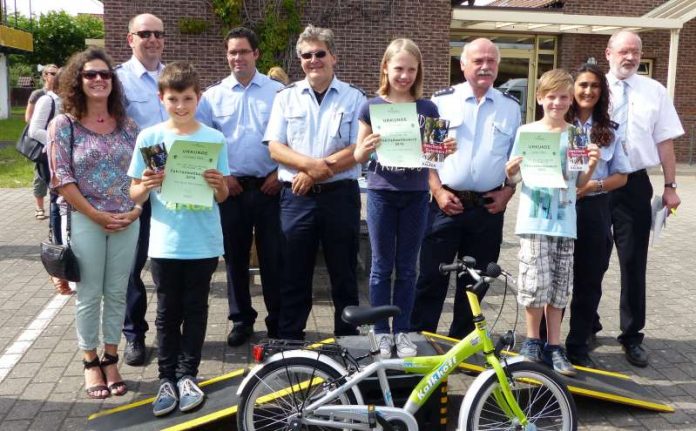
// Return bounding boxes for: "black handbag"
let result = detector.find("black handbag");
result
[16,98,55,163]
[40,116,80,282]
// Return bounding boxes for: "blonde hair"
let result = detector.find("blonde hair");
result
[536,68,573,98]
[268,66,290,85]
[377,38,423,99]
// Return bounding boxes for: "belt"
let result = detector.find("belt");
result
[443,185,501,208]
[282,179,356,194]
[236,176,267,189]
[628,169,647,179]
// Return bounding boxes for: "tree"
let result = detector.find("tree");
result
[11,11,104,66]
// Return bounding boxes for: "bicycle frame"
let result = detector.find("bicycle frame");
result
[238,266,532,430]
[294,290,528,428]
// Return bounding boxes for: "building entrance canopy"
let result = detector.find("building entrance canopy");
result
[451,0,696,97]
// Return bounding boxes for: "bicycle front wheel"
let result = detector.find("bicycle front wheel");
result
[464,361,577,431]
[237,357,357,431]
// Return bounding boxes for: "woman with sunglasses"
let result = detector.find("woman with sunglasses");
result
[354,39,455,359]
[564,63,631,368]
[25,64,58,220]
[47,47,141,399]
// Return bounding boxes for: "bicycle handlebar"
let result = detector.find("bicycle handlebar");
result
[439,257,502,280]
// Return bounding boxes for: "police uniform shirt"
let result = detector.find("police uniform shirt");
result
[433,82,521,192]
[575,117,632,193]
[197,71,283,177]
[607,72,684,172]
[115,56,167,129]
[263,76,366,183]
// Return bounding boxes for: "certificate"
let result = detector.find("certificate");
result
[517,131,567,189]
[370,102,422,168]
[160,140,222,207]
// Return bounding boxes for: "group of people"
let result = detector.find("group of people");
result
[32,9,682,416]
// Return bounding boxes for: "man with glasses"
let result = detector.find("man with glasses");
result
[264,25,365,340]
[605,30,683,367]
[116,13,168,366]
[197,27,284,347]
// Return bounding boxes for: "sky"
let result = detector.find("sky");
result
[5,0,103,17]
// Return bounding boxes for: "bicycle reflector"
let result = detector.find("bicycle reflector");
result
[252,344,266,363]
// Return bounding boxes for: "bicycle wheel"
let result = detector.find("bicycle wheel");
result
[464,361,577,431]
[237,357,358,431]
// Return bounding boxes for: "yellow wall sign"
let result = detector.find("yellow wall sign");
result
[0,25,33,52]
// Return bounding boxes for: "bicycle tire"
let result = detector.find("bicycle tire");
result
[237,357,358,431]
[463,361,577,431]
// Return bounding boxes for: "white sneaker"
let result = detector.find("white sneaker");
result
[377,333,394,359]
[395,333,417,358]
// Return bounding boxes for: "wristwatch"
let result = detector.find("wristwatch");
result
[665,182,678,189]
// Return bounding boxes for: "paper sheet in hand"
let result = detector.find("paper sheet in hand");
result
[650,195,667,246]
[370,103,422,168]
[517,131,567,189]
[160,140,222,208]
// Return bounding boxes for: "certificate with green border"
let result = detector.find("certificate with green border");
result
[370,102,422,168]
[160,140,222,207]
[517,131,567,189]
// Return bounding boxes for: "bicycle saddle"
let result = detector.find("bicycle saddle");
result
[341,305,401,326]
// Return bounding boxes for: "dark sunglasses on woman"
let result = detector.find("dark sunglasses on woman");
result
[81,70,113,80]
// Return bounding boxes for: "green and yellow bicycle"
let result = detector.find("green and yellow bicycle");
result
[236,257,577,430]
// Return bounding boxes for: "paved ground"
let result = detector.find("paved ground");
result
[0,167,695,430]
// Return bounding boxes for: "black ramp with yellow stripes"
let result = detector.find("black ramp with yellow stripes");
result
[86,335,445,431]
[422,331,674,413]
[86,368,246,431]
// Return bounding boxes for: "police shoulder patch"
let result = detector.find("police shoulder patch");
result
[501,91,520,104]
[609,120,619,130]
[349,83,366,96]
[278,82,296,92]
[433,87,455,98]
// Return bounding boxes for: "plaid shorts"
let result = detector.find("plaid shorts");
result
[517,234,574,308]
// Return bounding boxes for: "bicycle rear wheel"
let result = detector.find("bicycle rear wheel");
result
[464,361,577,431]
[237,357,357,431]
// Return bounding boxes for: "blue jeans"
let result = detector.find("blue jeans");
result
[367,189,429,334]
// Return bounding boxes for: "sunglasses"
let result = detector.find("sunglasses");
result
[300,50,328,60]
[131,30,165,39]
[81,70,113,80]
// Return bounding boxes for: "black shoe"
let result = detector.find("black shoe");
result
[124,340,146,366]
[227,325,253,347]
[567,351,597,368]
[623,343,648,367]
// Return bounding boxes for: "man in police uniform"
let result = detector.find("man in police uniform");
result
[264,25,365,340]
[606,30,683,367]
[410,38,520,339]
[116,13,168,366]
[197,27,284,347]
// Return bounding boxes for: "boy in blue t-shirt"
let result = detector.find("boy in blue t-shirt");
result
[505,69,598,377]
[129,61,229,417]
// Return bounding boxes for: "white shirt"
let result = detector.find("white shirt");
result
[607,72,684,172]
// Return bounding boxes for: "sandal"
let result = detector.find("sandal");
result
[83,356,109,399]
[101,353,127,396]
[34,208,47,220]
[50,276,73,295]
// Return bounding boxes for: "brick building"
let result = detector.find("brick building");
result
[103,0,694,161]
[103,0,451,97]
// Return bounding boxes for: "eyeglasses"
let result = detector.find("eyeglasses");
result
[131,30,165,39]
[81,70,113,80]
[228,49,253,57]
[44,71,57,76]
[300,50,327,60]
